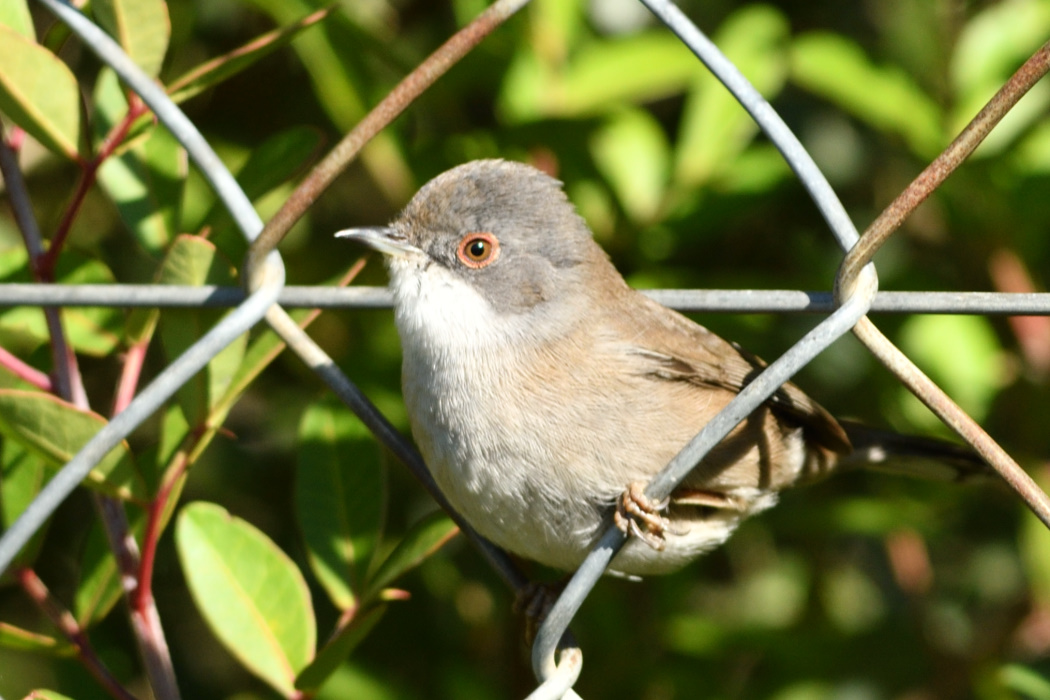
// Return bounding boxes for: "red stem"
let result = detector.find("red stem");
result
[112,341,148,414]
[17,567,139,700]
[0,344,52,391]
[39,96,150,276]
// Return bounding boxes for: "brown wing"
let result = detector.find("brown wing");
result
[618,291,851,456]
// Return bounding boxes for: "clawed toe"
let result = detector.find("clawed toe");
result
[614,481,686,551]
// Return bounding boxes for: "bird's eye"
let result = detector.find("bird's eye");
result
[456,232,500,269]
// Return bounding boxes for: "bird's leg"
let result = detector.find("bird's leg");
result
[513,579,566,646]
[614,481,686,551]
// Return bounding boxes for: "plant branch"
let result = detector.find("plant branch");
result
[17,567,139,700]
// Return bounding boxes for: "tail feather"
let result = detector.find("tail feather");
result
[839,420,992,483]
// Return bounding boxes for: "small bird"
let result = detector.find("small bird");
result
[337,159,986,577]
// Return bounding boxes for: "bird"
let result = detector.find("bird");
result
[336,158,987,577]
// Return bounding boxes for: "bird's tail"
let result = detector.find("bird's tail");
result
[839,420,992,483]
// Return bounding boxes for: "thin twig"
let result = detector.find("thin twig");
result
[244,0,531,277]
[0,345,53,391]
[17,567,139,700]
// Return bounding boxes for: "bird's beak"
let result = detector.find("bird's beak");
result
[335,226,422,258]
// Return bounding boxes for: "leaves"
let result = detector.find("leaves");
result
[95,70,187,257]
[157,235,246,427]
[92,0,171,77]
[167,6,335,104]
[791,32,943,156]
[0,389,145,501]
[296,400,384,611]
[0,0,34,39]
[0,25,81,159]
[0,623,72,655]
[897,315,1006,426]
[176,502,316,697]
[364,511,458,603]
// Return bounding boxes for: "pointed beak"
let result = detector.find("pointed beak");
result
[334,226,422,258]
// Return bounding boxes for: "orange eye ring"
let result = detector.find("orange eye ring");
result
[457,232,500,269]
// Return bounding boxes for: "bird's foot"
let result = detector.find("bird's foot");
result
[514,580,566,646]
[614,481,686,551]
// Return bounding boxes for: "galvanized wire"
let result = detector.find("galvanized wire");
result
[0,0,286,574]
[0,1,1046,699]
[2,284,1049,314]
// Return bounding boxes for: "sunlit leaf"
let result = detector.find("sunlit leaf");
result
[93,0,170,77]
[24,691,78,700]
[591,107,670,223]
[158,235,246,427]
[675,5,789,187]
[897,315,1006,426]
[0,25,80,159]
[791,32,943,156]
[999,663,1050,700]
[501,32,699,122]
[0,389,146,501]
[948,0,1050,156]
[294,604,386,692]
[0,440,48,572]
[0,0,34,39]
[364,511,458,603]
[0,623,72,655]
[96,68,186,257]
[167,6,335,104]
[53,255,124,357]
[296,400,384,610]
[176,502,316,697]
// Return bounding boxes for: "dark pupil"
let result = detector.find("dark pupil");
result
[468,240,487,258]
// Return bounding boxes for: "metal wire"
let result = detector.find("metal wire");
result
[2,284,1049,314]
[0,0,286,575]
[0,1,1046,699]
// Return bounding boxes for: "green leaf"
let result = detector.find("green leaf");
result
[0,389,146,501]
[0,249,126,356]
[1020,470,1050,608]
[0,25,81,159]
[364,511,458,603]
[167,6,335,104]
[0,0,34,39]
[675,5,790,187]
[791,32,943,156]
[96,68,186,257]
[0,440,48,571]
[93,0,170,77]
[176,502,316,697]
[192,126,324,238]
[0,623,73,655]
[24,691,78,700]
[296,400,384,610]
[999,664,1050,700]
[74,509,146,626]
[295,604,386,692]
[591,107,670,223]
[158,235,246,426]
[948,0,1050,157]
[53,254,124,357]
[500,31,700,122]
[240,0,411,200]
[897,315,1006,426]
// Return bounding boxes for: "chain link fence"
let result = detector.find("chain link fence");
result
[1,0,1049,698]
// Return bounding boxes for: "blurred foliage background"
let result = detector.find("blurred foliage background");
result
[2,0,1050,698]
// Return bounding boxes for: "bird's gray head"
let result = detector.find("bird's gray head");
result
[337,159,608,318]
